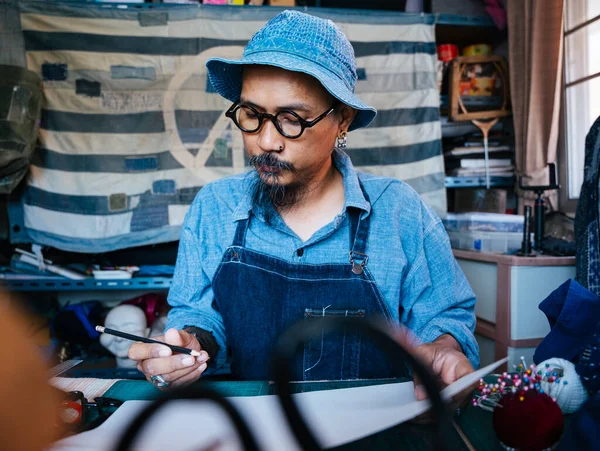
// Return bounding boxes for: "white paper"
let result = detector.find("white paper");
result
[50,358,507,451]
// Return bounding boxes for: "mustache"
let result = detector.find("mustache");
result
[248,153,294,172]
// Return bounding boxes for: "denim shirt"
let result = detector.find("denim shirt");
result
[166,150,479,369]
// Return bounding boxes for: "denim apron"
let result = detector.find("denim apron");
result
[212,188,407,381]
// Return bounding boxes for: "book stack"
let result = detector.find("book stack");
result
[444,135,514,179]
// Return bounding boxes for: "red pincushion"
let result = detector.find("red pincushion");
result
[492,390,564,451]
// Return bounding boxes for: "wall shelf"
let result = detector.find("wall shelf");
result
[440,95,504,110]
[0,276,172,292]
[440,114,506,138]
[445,176,515,188]
[435,14,505,49]
[434,14,495,27]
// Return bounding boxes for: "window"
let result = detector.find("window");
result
[563,1,600,200]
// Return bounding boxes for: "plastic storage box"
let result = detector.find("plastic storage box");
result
[447,230,525,253]
[442,212,524,233]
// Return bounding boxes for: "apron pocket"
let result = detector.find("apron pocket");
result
[302,308,365,381]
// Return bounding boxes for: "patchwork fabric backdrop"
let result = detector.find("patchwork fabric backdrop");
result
[10,2,445,253]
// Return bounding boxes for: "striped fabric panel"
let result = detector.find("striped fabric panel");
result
[12,3,445,253]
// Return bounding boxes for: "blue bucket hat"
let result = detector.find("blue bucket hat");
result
[206,10,376,132]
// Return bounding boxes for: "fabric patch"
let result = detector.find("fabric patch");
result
[125,156,159,172]
[110,65,156,81]
[101,92,162,113]
[205,140,232,167]
[356,68,367,80]
[75,79,101,97]
[41,63,68,81]
[213,138,228,160]
[131,205,169,231]
[137,11,168,27]
[108,193,127,212]
[152,180,176,195]
[179,128,210,144]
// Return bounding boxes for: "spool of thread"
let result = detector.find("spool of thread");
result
[437,44,458,62]
[535,357,589,414]
[463,44,492,57]
[437,44,458,95]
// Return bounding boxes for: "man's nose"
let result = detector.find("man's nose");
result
[257,118,285,153]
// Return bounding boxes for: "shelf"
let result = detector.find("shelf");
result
[434,14,495,27]
[440,95,504,110]
[0,276,172,292]
[439,97,510,138]
[445,176,515,188]
[440,114,506,138]
[435,15,506,49]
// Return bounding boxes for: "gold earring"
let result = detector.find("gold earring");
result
[336,131,347,149]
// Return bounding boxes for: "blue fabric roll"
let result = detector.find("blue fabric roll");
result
[534,279,600,364]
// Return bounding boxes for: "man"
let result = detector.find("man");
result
[130,11,479,397]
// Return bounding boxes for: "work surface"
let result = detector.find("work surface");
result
[93,378,502,450]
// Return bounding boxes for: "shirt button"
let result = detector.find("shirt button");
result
[297,248,304,257]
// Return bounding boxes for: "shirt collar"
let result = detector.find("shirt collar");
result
[232,149,371,222]
[334,149,371,215]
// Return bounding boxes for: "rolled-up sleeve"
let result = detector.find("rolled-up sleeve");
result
[165,196,228,367]
[400,220,480,369]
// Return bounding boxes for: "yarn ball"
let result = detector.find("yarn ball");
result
[535,358,589,414]
[492,390,564,451]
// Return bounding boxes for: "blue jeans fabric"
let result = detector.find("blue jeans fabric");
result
[534,279,600,364]
[558,392,600,450]
[533,278,600,395]
[211,187,407,381]
[577,319,600,395]
[576,115,600,296]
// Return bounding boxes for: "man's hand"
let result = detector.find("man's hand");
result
[411,334,475,423]
[128,328,210,390]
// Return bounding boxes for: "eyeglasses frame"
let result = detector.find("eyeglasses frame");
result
[225,101,337,139]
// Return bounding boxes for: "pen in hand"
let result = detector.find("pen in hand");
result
[95,326,202,357]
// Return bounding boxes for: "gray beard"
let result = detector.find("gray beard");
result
[248,152,335,223]
[251,172,308,223]
[247,153,308,222]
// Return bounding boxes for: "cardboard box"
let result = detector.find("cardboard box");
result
[270,0,295,5]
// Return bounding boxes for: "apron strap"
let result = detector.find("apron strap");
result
[232,217,250,247]
[349,181,371,258]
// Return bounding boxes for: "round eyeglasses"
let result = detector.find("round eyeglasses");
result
[225,101,336,139]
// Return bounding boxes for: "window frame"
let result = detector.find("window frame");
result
[559,3,600,211]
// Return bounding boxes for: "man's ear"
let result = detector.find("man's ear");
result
[338,104,357,132]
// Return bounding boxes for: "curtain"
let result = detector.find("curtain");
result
[507,0,564,209]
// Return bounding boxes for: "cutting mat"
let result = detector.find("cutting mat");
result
[103,378,406,401]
